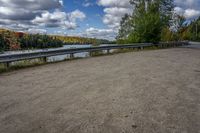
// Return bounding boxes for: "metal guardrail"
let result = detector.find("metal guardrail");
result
[0,42,189,67]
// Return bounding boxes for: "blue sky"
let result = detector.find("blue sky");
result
[64,0,105,29]
[0,0,200,40]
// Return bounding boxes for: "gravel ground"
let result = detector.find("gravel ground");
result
[0,48,200,133]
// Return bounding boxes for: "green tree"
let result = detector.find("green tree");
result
[118,0,175,43]
[130,0,163,42]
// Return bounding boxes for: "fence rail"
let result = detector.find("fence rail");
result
[0,41,189,67]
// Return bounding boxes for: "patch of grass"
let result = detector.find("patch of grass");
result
[90,51,104,57]
[112,46,159,54]
[0,64,6,73]
[0,59,45,73]
[0,57,86,74]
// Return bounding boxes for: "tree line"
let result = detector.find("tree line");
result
[0,30,64,51]
[54,36,111,45]
[0,29,112,52]
[117,0,200,43]
[19,34,64,49]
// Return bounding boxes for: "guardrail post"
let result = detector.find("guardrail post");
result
[70,53,74,59]
[89,52,92,57]
[5,62,10,68]
[163,43,165,48]
[107,49,110,54]
[161,44,163,48]
[43,57,47,63]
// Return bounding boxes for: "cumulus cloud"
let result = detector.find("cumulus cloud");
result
[0,6,39,21]
[52,27,116,40]
[69,10,86,22]
[98,0,130,7]
[82,0,94,7]
[175,0,200,19]
[84,27,117,40]
[0,0,63,11]
[175,7,200,19]
[0,0,86,31]
[32,10,86,29]
[98,0,132,29]
[28,28,47,34]
[95,0,132,40]
[184,9,200,19]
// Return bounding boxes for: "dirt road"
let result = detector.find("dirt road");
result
[0,48,200,133]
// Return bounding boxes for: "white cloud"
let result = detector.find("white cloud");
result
[69,10,86,22]
[0,0,63,11]
[174,7,185,15]
[0,0,86,31]
[175,0,200,19]
[103,7,132,29]
[52,27,117,40]
[95,0,132,40]
[83,27,117,40]
[82,0,94,7]
[32,10,86,29]
[98,0,130,7]
[83,3,92,7]
[175,7,200,19]
[28,28,47,34]
[184,9,200,19]
[98,0,132,30]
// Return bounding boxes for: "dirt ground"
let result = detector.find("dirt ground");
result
[0,47,200,133]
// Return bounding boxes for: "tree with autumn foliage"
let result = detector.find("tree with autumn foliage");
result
[0,30,20,51]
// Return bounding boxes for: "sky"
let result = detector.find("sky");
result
[0,0,200,40]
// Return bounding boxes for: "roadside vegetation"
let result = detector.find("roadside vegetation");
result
[117,0,200,43]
